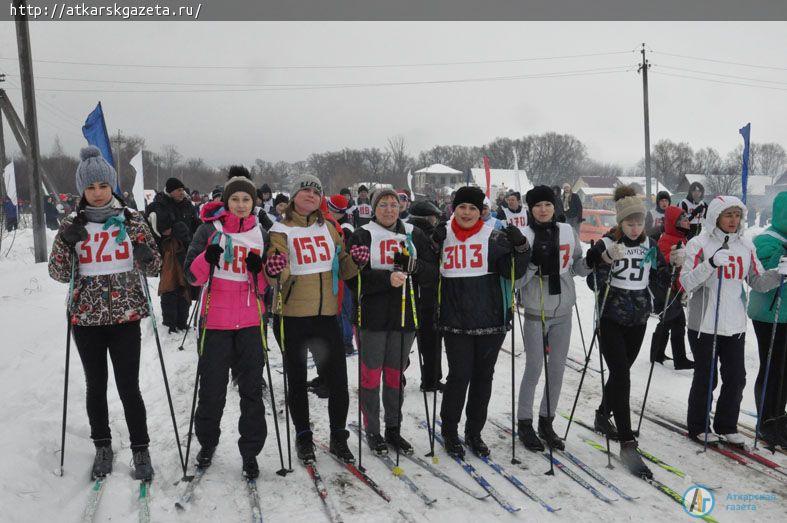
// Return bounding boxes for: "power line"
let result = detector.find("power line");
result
[0,66,633,94]
[654,64,787,86]
[0,50,632,71]
[651,70,787,92]
[652,50,787,72]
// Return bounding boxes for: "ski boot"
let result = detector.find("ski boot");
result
[673,357,695,370]
[196,446,216,468]
[329,429,355,463]
[759,418,787,448]
[242,456,259,479]
[464,433,490,458]
[91,443,114,479]
[620,440,653,479]
[517,419,545,452]
[385,426,414,455]
[442,432,465,459]
[538,416,565,451]
[366,432,389,455]
[594,409,619,440]
[296,431,316,464]
[718,432,746,447]
[132,447,154,481]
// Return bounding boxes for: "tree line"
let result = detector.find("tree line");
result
[5,131,786,201]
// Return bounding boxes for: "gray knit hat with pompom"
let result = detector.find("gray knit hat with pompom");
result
[75,146,117,194]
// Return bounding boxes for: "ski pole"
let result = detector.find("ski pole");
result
[510,259,521,465]
[574,302,588,359]
[58,256,76,477]
[393,273,408,476]
[596,315,613,470]
[754,275,785,449]
[252,274,289,476]
[356,272,364,472]
[276,282,293,471]
[637,261,679,434]
[537,269,555,475]
[138,269,186,476]
[183,266,214,479]
[564,253,615,440]
[428,276,443,461]
[702,235,729,453]
[177,300,199,351]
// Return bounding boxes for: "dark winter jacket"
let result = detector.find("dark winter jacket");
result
[348,219,438,331]
[438,224,529,335]
[408,215,439,310]
[586,232,669,326]
[145,191,200,247]
[749,191,787,324]
[48,205,162,326]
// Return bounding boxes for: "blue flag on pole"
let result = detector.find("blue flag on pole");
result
[82,102,120,192]
[739,122,751,204]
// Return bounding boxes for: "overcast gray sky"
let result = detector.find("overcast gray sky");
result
[1,21,786,169]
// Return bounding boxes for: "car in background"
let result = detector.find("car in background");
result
[580,209,616,243]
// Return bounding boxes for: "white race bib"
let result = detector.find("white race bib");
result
[523,222,575,275]
[213,221,265,282]
[503,206,528,230]
[77,221,134,276]
[363,221,416,271]
[357,203,372,219]
[440,220,492,278]
[603,237,652,290]
[270,221,336,275]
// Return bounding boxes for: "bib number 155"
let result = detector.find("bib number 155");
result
[293,235,331,265]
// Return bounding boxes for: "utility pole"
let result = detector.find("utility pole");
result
[15,0,47,262]
[0,74,6,166]
[638,43,653,208]
[113,129,123,188]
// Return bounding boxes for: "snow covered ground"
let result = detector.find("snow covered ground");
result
[1,227,785,522]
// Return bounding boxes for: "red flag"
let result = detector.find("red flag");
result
[483,156,491,197]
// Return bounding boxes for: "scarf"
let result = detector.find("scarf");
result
[84,197,123,224]
[451,217,484,242]
[530,219,561,295]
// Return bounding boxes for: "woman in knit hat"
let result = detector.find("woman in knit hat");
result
[348,188,438,455]
[434,186,530,457]
[48,146,162,481]
[584,185,669,479]
[183,165,270,479]
[266,174,360,464]
[515,185,592,452]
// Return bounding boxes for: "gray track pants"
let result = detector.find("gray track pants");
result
[516,312,572,420]
[359,329,416,435]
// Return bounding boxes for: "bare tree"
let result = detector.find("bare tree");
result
[386,135,414,188]
[362,148,390,184]
[693,147,722,175]
[753,142,787,181]
[161,144,182,180]
[651,140,694,190]
[522,132,587,186]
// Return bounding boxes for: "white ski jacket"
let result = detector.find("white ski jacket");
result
[681,196,781,336]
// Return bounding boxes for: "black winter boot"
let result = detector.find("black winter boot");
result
[620,440,653,479]
[385,426,414,455]
[758,418,787,448]
[673,357,695,370]
[132,448,154,481]
[196,446,215,468]
[442,432,465,458]
[366,432,388,455]
[464,433,490,457]
[538,416,565,451]
[594,409,619,440]
[517,420,545,452]
[296,432,316,464]
[329,430,355,463]
[242,456,259,479]
[91,443,114,479]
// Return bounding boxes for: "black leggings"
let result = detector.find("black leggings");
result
[752,321,787,422]
[598,319,647,442]
[274,315,349,435]
[73,321,149,448]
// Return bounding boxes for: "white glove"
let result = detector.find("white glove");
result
[670,245,686,267]
[710,248,734,268]
[601,242,625,264]
[777,256,787,275]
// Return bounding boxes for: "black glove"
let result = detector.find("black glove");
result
[393,251,416,274]
[505,224,528,250]
[61,214,88,247]
[245,251,263,274]
[133,243,155,270]
[432,223,447,244]
[258,210,273,231]
[205,244,224,267]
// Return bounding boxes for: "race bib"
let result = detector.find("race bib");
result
[523,222,575,274]
[503,206,528,230]
[603,237,651,290]
[363,221,416,270]
[271,221,336,275]
[357,203,372,219]
[440,221,492,278]
[213,221,265,282]
[77,221,134,276]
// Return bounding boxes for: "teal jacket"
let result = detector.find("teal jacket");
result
[748,191,787,323]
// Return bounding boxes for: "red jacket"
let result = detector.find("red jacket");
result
[657,205,687,295]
